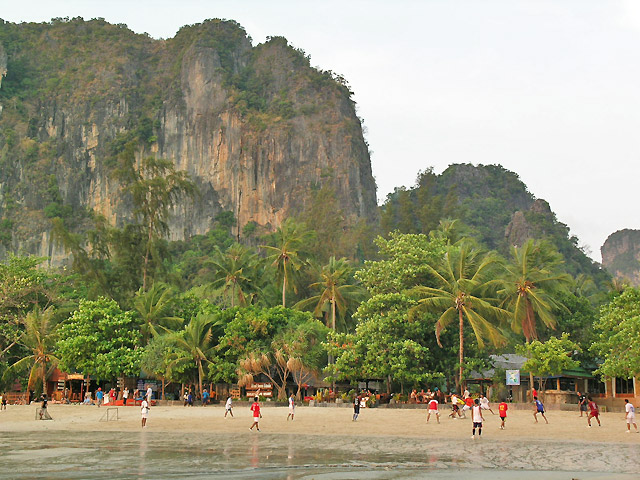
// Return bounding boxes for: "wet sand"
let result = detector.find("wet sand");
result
[1,405,639,479]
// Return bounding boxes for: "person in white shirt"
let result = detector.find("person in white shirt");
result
[471,398,484,439]
[287,393,296,421]
[140,398,150,427]
[225,396,234,418]
[625,399,638,433]
[123,388,129,406]
[480,395,495,415]
[146,386,153,403]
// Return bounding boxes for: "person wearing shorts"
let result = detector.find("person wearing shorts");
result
[95,388,103,407]
[471,398,484,439]
[140,398,149,427]
[426,398,440,423]
[577,391,587,417]
[353,394,361,421]
[587,397,601,427]
[498,399,508,429]
[250,396,261,431]
[533,396,548,424]
[624,399,638,433]
[287,393,296,421]
[480,395,495,415]
[225,396,234,418]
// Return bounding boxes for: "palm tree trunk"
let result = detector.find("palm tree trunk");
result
[331,297,336,391]
[41,361,46,398]
[459,309,464,395]
[143,218,153,291]
[197,358,203,401]
[282,275,287,307]
[231,281,236,308]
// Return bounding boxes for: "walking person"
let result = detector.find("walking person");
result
[624,399,638,433]
[140,396,150,427]
[426,397,440,423]
[498,398,508,430]
[533,396,548,424]
[287,393,296,421]
[353,393,361,421]
[249,396,262,431]
[587,396,601,427]
[577,391,587,417]
[471,398,484,439]
[146,385,153,403]
[123,387,129,406]
[95,388,104,407]
[202,389,210,406]
[225,395,234,418]
[39,394,48,420]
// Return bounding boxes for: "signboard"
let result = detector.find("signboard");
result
[506,370,520,386]
[246,382,273,398]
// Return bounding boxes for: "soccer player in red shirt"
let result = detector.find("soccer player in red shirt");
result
[587,396,601,427]
[498,399,508,430]
[426,398,440,423]
[250,396,262,431]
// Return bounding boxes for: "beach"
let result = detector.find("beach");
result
[1,404,639,479]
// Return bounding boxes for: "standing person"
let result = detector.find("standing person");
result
[146,385,153,403]
[187,391,193,406]
[249,396,262,431]
[140,397,150,427]
[624,399,638,433]
[353,393,361,421]
[577,391,587,417]
[533,396,548,424]
[39,394,48,420]
[202,389,210,406]
[287,393,296,421]
[225,396,234,418]
[95,388,104,407]
[109,388,116,406]
[471,398,484,439]
[480,394,495,415]
[0,393,4,410]
[426,397,440,423]
[122,387,129,406]
[183,391,189,406]
[587,397,601,427]
[498,399,508,430]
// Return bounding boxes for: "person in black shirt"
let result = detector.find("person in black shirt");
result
[577,391,587,417]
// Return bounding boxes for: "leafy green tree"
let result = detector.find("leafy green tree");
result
[410,244,509,392]
[516,333,580,392]
[133,283,183,342]
[326,293,442,393]
[56,298,143,381]
[140,335,178,400]
[4,307,60,396]
[118,156,197,290]
[294,257,366,332]
[207,243,261,307]
[261,219,314,307]
[591,288,640,379]
[168,313,221,399]
[498,239,571,341]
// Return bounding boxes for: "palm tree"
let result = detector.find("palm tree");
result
[261,219,313,307]
[410,244,509,393]
[168,313,220,400]
[133,283,184,342]
[207,244,261,307]
[294,257,365,332]
[4,307,60,397]
[498,239,571,342]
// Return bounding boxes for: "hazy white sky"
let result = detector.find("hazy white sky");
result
[2,1,639,261]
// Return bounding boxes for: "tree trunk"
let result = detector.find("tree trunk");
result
[387,374,392,395]
[197,358,203,400]
[143,218,153,291]
[331,297,336,391]
[459,309,464,395]
[41,361,46,398]
[161,377,165,400]
[282,274,287,307]
[231,281,236,308]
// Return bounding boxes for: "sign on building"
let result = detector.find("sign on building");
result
[506,370,520,386]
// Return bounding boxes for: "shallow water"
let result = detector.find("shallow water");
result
[2,431,639,479]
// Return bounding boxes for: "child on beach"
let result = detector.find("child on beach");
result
[624,399,638,433]
[587,397,601,427]
[426,397,440,423]
[250,396,262,431]
[498,399,508,429]
[140,397,149,427]
[533,396,548,424]
[353,394,361,421]
[225,396,233,418]
[287,393,296,421]
[471,398,484,439]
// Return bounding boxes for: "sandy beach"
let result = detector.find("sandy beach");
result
[1,403,639,443]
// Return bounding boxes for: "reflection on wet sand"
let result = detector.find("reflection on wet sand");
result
[1,431,639,479]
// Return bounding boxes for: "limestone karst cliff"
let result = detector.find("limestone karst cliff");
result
[601,229,640,286]
[0,18,377,261]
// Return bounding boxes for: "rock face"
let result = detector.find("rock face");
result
[0,19,377,260]
[601,229,640,285]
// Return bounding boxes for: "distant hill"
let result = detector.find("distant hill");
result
[380,164,610,288]
[601,229,640,286]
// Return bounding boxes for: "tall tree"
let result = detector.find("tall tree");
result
[410,244,509,392]
[294,257,365,333]
[261,219,313,307]
[498,239,571,342]
[119,156,197,290]
[207,243,261,307]
[133,283,183,342]
[4,307,59,396]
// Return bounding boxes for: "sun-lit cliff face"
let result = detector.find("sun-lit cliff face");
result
[0,18,377,261]
[601,229,640,286]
